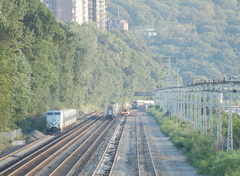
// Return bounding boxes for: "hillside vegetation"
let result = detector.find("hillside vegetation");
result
[108,0,240,83]
[1,0,240,132]
[0,0,164,132]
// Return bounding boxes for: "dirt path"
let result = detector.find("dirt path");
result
[142,114,200,176]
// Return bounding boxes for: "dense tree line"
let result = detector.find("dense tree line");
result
[108,0,240,84]
[0,0,165,132]
[2,0,240,133]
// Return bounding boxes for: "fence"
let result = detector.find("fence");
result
[0,129,22,141]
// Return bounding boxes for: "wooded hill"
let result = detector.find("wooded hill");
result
[107,0,240,83]
[0,0,165,132]
[1,0,240,132]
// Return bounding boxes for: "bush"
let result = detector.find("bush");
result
[0,136,13,152]
[209,150,240,176]
[173,136,185,148]
[195,159,209,175]
[14,133,26,140]
[18,115,46,133]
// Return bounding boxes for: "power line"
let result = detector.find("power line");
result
[155,79,240,151]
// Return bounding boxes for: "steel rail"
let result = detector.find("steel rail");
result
[137,115,157,176]
[0,114,95,167]
[24,117,105,176]
[140,116,158,176]
[0,135,50,162]
[50,119,113,176]
[108,116,129,176]
[67,119,115,176]
[1,116,103,176]
[136,115,141,176]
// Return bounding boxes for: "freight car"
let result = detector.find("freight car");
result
[131,100,155,110]
[46,109,77,133]
[104,102,119,119]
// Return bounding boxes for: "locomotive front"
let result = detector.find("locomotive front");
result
[46,110,62,133]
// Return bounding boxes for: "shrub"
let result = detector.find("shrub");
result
[0,136,13,151]
[173,136,185,148]
[209,150,240,176]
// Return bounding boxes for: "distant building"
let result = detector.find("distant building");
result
[89,0,106,28]
[83,0,89,23]
[41,0,106,29]
[107,19,128,31]
[144,29,157,36]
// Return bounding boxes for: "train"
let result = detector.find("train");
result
[104,102,119,118]
[131,100,155,110]
[46,109,77,133]
[120,102,130,116]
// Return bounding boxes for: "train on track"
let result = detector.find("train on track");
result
[131,100,155,110]
[46,109,77,133]
[104,102,119,119]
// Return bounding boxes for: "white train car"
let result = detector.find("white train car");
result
[144,100,155,106]
[132,100,155,110]
[46,109,77,133]
[132,100,144,109]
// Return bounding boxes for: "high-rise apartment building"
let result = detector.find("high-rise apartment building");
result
[41,0,84,25]
[90,0,106,28]
[83,0,89,23]
[41,0,106,28]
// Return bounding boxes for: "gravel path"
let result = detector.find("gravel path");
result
[142,114,200,176]
[112,112,200,176]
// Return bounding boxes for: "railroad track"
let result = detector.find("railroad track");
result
[0,135,51,163]
[0,115,106,176]
[0,114,96,167]
[93,116,127,176]
[137,116,157,176]
[49,118,114,176]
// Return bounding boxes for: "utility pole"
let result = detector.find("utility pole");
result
[162,56,178,87]
[227,83,233,151]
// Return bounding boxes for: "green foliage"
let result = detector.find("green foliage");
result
[184,133,215,168]
[14,133,26,140]
[0,0,28,131]
[18,115,46,133]
[0,0,165,132]
[108,0,240,83]
[0,56,14,132]
[0,136,13,151]
[208,150,240,176]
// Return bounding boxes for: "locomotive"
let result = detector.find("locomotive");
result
[104,102,119,118]
[46,109,77,133]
